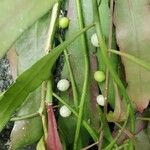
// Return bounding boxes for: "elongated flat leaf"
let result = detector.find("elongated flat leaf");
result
[0,23,92,131]
[0,0,57,58]
[58,0,98,148]
[97,0,119,108]
[114,0,150,112]
[10,14,51,149]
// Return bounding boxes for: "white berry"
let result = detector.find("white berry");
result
[59,105,71,118]
[96,95,105,106]
[57,79,70,91]
[91,33,99,47]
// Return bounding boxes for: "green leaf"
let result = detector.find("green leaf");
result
[10,14,51,149]
[96,0,119,108]
[0,0,57,58]
[58,0,99,148]
[10,89,43,150]
[114,0,150,112]
[0,23,93,131]
[37,136,46,150]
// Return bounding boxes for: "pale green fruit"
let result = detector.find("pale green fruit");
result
[94,71,105,82]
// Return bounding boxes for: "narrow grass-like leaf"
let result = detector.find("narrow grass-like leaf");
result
[96,0,120,110]
[0,24,93,131]
[58,0,99,148]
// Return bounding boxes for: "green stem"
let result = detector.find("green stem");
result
[98,131,104,150]
[104,105,130,150]
[137,117,150,121]
[45,2,60,104]
[99,0,114,148]
[117,143,129,150]
[92,0,135,133]
[53,93,98,142]
[97,105,117,145]
[39,83,48,140]
[104,0,114,110]
[59,36,78,107]
[11,112,39,121]
[45,2,60,53]
[45,79,53,104]
[115,122,135,141]
[109,49,150,71]
[39,3,61,140]
[82,142,99,150]
[73,0,89,149]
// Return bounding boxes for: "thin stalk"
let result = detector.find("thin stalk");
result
[104,105,130,150]
[59,36,78,107]
[92,0,135,133]
[39,2,61,141]
[96,105,118,147]
[73,0,89,149]
[117,143,129,150]
[39,83,48,140]
[109,49,150,71]
[82,142,99,150]
[53,93,98,142]
[45,2,60,104]
[98,131,104,150]
[11,112,39,121]
[137,117,150,121]
[97,105,104,150]
[104,0,114,115]
[44,3,61,147]
[45,79,53,104]
[99,0,114,148]
[115,122,135,141]
[45,2,60,53]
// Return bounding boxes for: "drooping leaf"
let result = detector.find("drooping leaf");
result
[58,0,99,148]
[114,0,150,112]
[10,14,51,149]
[0,23,93,131]
[0,0,57,58]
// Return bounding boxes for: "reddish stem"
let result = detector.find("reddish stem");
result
[46,104,63,150]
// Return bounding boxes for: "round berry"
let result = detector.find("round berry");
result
[96,95,105,106]
[91,33,99,47]
[59,17,69,29]
[57,79,70,91]
[59,105,71,118]
[94,71,105,82]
